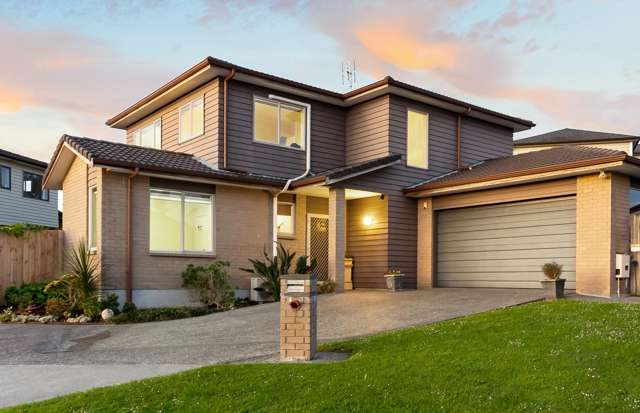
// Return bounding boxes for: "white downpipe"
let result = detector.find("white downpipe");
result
[270,94,312,256]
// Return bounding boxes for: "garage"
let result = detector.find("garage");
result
[436,197,576,289]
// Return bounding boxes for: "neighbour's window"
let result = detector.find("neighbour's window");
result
[149,189,214,254]
[132,119,162,149]
[254,97,305,149]
[23,172,49,201]
[406,109,429,169]
[277,202,295,236]
[89,187,97,250]
[179,97,205,142]
[630,188,640,209]
[0,166,10,190]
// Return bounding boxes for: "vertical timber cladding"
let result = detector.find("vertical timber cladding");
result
[436,197,577,289]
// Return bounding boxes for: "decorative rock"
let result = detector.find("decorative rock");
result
[39,315,54,324]
[13,315,28,323]
[66,317,78,324]
[27,315,40,322]
[101,309,114,321]
[77,315,91,324]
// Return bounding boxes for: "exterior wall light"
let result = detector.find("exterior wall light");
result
[363,216,374,226]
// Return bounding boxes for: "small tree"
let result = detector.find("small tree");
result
[541,262,563,280]
[181,261,235,309]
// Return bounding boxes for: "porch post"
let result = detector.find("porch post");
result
[329,187,346,292]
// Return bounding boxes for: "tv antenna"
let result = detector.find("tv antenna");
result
[342,60,357,89]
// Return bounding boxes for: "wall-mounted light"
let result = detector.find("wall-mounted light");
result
[363,216,374,226]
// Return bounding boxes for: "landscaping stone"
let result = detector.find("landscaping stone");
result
[77,316,91,324]
[38,316,54,324]
[27,315,40,322]
[101,309,114,321]
[12,315,27,323]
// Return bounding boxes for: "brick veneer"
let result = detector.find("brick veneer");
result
[280,275,317,361]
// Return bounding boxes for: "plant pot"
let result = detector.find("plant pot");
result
[384,274,404,292]
[540,278,565,300]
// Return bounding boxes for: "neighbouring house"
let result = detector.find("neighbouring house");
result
[0,148,59,228]
[513,128,640,156]
[43,57,640,306]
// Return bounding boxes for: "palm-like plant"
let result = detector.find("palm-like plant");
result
[45,241,99,309]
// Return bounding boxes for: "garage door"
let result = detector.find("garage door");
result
[437,197,576,289]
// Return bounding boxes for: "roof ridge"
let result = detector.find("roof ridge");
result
[64,135,195,157]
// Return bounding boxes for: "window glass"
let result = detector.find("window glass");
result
[0,166,10,189]
[280,105,304,148]
[277,203,294,235]
[630,188,640,209]
[179,97,204,142]
[407,110,428,168]
[89,187,97,250]
[254,100,279,145]
[184,194,213,252]
[135,119,161,149]
[23,172,47,201]
[150,190,182,252]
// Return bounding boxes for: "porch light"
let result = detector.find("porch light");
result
[363,215,374,226]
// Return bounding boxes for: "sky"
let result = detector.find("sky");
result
[1,0,640,163]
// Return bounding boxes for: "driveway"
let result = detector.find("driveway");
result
[0,288,542,407]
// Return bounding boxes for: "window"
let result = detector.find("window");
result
[631,188,640,209]
[179,97,204,142]
[149,189,214,254]
[23,172,49,201]
[277,202,295,236]
[132,119,161,149]
[406,109,429,169]
[89,187,97,250]
[254,97,305,149]
[0,166,10,190]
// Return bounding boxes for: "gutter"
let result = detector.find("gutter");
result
[126,167,140,303]
[222,69,237,169]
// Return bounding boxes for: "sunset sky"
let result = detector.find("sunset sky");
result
[1,0,639,162]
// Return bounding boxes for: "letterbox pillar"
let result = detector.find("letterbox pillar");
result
[280,274,317,361]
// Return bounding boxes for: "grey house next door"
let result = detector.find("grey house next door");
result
[436,197,577,289]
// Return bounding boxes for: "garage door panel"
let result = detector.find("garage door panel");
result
[436,197,576,289]
[438,223,576,242]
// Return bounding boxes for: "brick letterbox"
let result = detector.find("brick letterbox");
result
[280,274,317,361]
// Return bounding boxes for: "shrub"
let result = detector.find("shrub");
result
[0,307,14,322]
[111,306,215,324]
[122,301,137,315]
[4,282,48,311]
[81,297,102,320]
[0,223,47,237]
[181,261,235,309]
[542,262,563,280]
[100,293,120,315]
[241,243,316,301]
[45,297,69,318]
[317,280,336,294]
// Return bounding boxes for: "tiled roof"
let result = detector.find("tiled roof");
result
[406,146,638,193]
[514,128,639,146]
[58,135,286,187]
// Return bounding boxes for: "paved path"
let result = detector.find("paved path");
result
[0,288,542,407]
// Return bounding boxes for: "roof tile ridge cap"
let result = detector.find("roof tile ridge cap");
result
[191,156,219,172]
[77,135,196,157]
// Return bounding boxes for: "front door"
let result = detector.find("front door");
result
[307,214,329,281]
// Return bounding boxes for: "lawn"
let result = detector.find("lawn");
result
[6,300,640,412]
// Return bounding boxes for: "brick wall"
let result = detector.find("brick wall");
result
[61,157,88,271]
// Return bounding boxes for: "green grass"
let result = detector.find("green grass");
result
[7,300,640,412]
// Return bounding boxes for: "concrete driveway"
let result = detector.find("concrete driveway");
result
[0,288,542,407]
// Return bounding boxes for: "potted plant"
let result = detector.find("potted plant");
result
[384,269,404,292]
[540,262,565,299]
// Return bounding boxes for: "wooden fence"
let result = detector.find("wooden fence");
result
[0,230,64,304]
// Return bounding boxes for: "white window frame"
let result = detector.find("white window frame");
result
[132,118,162,149]
[253,96,306,150]
[178,96,205,143]
[277,201,296,237]
[88,186,97,251]
[148,188,216,255]
[406,108,429,170]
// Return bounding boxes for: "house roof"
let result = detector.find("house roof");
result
[513,128,639,146]
[44,135,286,189]
[405,146,640,194]
[0,148,47,169]
[105,56,534,132]
[290,154,402,188]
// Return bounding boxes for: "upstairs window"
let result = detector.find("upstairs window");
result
[23,172,49,201]
[132,119,161,149]
[0,166,10,190]
[407,109,429,169]
[179,97,204,142]
[254,97,305,149]
[277,202,295,236]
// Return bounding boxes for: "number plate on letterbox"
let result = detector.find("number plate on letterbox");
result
[287,280,305,293]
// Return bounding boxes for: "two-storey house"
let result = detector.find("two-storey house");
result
[44,57,640,306]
